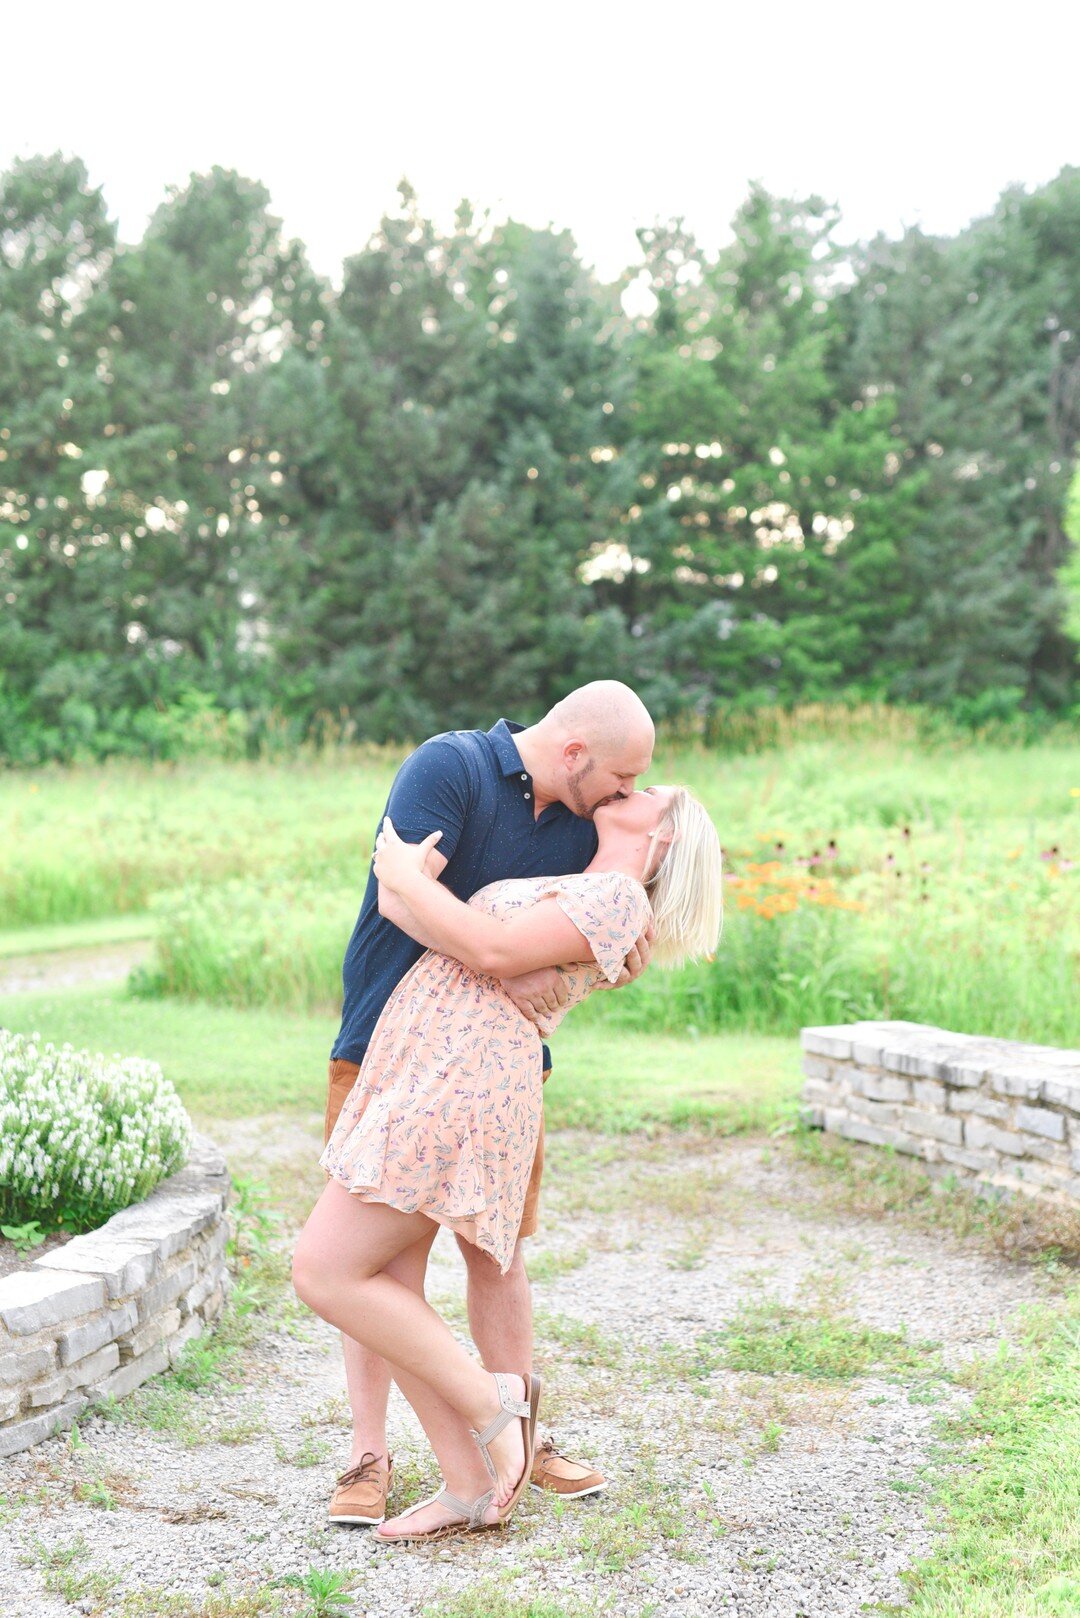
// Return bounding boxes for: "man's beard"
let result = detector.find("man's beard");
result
[567,759,598,818]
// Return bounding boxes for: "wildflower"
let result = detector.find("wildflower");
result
[1039,846,1060,861]
[825,839,838,860]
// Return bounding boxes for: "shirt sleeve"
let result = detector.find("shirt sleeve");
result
[552,872,652,984]
[382,736,472,865]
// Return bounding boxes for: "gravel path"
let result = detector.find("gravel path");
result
[0,942,152,997]
[0,1117,1060,1618]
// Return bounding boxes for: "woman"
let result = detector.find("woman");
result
[292,784,722,1542]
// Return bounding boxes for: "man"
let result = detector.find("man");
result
[323,680,655,1525]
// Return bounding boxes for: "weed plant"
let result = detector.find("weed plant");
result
[900,1288,1080,1617]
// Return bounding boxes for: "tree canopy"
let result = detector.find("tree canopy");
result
[1,156,1077,760]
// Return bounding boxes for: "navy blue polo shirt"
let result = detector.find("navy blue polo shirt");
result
[330,719,599,1069]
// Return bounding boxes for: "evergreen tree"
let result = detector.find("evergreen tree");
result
[603,187,922,711]
[841,168,1080,707]
[0,153,117,757]
[1061,463,1080,656]
[259,192,635,736]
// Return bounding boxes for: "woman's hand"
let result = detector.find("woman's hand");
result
[373,817,443,894]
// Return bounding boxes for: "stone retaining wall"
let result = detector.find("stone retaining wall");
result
[0,1135,230,1458]
[800,1021,1080,1204]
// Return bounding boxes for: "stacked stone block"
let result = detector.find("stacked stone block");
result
[0,1136,231,1458]
[800,1021,1080,1204]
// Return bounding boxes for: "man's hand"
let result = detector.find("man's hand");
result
[601,921,655,990]
[500,965,570,1025]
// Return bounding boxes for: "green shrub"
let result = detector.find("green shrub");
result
[0,1029,191,1231]
[132,878,355,1012]
[132,808,1080,1048]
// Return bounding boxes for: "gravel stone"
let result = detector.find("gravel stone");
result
[0,1117,1060,1618]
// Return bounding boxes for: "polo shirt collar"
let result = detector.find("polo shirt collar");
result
[488,718,531,781]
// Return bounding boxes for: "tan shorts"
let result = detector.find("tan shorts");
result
[324,1057,547,1240]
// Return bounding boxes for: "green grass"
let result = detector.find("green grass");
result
[424,1586,605,1618]
[3,732,1079,1042]
[898,1289,1080,1618]
[791,1124,1080,1264]
[0,913,156,959]
[717,1299,943,1380]
[0,982,802,1132]
[546,1024,799,1133]
[0,984,333,1119]
[25,1533,122,1606]
[0,751,398,927]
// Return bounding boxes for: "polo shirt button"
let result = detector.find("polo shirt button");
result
[524,792,531,800]
[520,773,527,780]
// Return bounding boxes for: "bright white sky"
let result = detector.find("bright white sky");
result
[4,0,1078,286]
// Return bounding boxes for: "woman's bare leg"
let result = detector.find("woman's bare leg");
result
[293,1182,525,1513]
[383,1231,497,1502]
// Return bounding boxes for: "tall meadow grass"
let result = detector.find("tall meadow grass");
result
[4,715,1078,1044]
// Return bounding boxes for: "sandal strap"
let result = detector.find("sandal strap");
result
[438,1486,494,1529]
[473,1372,530,1449]
[392,1490,442,1523]
[494,1371,531,1418]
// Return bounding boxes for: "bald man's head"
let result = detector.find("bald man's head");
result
[532,681,655,818]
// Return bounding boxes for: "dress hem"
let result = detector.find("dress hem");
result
[326,1170,516,1274]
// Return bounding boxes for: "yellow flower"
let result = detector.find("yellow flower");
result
[1071,787,1080,798]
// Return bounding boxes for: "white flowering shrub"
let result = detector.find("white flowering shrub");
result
[0,1029,192,1232]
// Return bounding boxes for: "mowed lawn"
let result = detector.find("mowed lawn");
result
[0,981,800,1135]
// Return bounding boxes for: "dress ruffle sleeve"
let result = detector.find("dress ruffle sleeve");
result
[551,871,652,983]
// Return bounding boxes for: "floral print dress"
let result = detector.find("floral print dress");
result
[320,870,651,1272]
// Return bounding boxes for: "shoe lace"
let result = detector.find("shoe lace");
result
[535,1436,561,1460]
[337,1451,386,1487]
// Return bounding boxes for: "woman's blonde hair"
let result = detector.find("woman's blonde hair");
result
[644,788,723,967]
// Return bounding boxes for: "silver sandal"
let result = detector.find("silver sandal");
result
[375,1371,541,1543]
[473,1370,541,1523]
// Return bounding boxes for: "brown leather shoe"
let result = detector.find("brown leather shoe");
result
[328,1452,393,1525]
[529,1437,606,1499]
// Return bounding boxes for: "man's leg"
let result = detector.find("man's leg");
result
[324,1060,398,1487]
[456,1234,533,1371]
[341,1337,394,1468]
[452,1099,544,1371]
[456,1105,607,1499]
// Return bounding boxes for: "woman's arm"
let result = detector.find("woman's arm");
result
[376,841,448,947]
[374,820,595,978]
